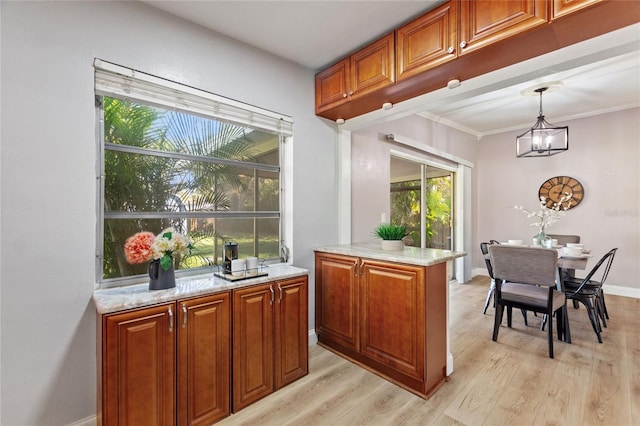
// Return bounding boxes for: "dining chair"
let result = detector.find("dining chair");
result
[480,241,530,325]
[480,241,498,314]
[547,234,580,279]
[488,245,569,358]
[563,248,617,343]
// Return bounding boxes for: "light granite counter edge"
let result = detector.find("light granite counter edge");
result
[315,242,466,266]
[93,264,309,315]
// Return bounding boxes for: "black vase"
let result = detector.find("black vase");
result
[148,259,176,290]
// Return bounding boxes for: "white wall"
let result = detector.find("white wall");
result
[476,108,640,294]
[0,1,337,424]
[350,115,479,243]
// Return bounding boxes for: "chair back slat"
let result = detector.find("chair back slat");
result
[572,248,618,293]
[489,245,557,287]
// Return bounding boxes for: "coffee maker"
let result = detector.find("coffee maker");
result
[223,241,238,274]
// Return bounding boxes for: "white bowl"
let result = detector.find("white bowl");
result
[507,239,523,246]
[566,243,584,249]
[564,247,583,257]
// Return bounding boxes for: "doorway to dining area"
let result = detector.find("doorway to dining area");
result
[390,155,454,251]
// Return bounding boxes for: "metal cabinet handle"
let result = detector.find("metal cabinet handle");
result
[270,285,275,305]
[168,306,174,332]
[182,303,187,328]
[349,90,353,96]
[343,93,347,98]
[447,46,454,54]
[360,259,364,277]
[354,260,358,277]
[460,41,467,48]
[278,284,283,302]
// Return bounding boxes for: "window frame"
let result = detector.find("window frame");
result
[94,60,293,287]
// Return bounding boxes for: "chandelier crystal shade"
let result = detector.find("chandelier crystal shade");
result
[516,87,568,158]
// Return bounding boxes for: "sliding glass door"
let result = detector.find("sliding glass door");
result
[390,156,453,250]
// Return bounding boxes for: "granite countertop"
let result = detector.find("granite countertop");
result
[93,263,309,314]
[315,242,466,266]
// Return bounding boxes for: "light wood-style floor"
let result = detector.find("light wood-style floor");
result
[219,275,639,425]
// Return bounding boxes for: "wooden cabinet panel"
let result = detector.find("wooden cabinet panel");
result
[551,0,600,19]
[178,294,230,426]
[396,0,458,81]
[315,252,448,399]
[103,304,175,426]
[360,260,425,380]
[275,276,309,389]
[315,253,360,351]
[350,32,395,97]
[315,33,394,114]
[232,284,275,411]
[459,0,548,55]
[315,59,350,113]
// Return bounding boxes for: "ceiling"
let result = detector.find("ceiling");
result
[142,1,640,136]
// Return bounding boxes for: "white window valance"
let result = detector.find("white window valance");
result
[94,58,293,136]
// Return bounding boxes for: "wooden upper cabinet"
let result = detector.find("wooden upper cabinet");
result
[551,0,601,19]
[315,59,350,113]
[396,0,458,81]
[457,0,548,55]
[315,33,394,114]
[350,32,395,97]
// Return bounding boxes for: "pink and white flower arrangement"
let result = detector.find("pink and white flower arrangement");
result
[124,227,193,270]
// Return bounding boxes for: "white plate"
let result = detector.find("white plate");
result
[561,254,591,260]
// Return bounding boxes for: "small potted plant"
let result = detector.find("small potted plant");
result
[373,223,408,251]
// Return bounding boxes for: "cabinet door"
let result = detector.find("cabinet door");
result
[275,276,309,389]
[360,260,426,381]
[396,1,458,81]
[103,303,176,426]
[315,253,360,351]
[459,0,548,55]
[551,0,600,19]
[178,293,230,426]
[350,32,395,98]
[232,283,274,412]
[315,59,350,113]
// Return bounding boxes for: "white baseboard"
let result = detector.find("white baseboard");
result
[604,284,640,299]
[471,268,638,299]
[67,415,96,426]
[309,328,318,346]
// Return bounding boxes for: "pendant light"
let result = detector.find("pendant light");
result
[516,87,568,158]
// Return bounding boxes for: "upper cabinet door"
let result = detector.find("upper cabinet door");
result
[315,59,350,113]
[350,32,395,97]
[459,0,549,55]
[396,1,458,81]
[551,0,601,19]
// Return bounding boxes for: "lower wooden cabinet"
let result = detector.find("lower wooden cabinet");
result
[232,276,308,411]
[102,303,177,426]
[315,252,447,399]
[99,275,308,425]
[178,294,231,426]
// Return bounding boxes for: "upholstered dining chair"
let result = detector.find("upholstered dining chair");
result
[563,248,617,343]
[488,245,569,358]
[480,241,498,314]
[481,241,532,324]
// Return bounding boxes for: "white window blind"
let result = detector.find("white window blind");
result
[94,58,293,136]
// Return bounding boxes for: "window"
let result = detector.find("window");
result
[95,60,293,284]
